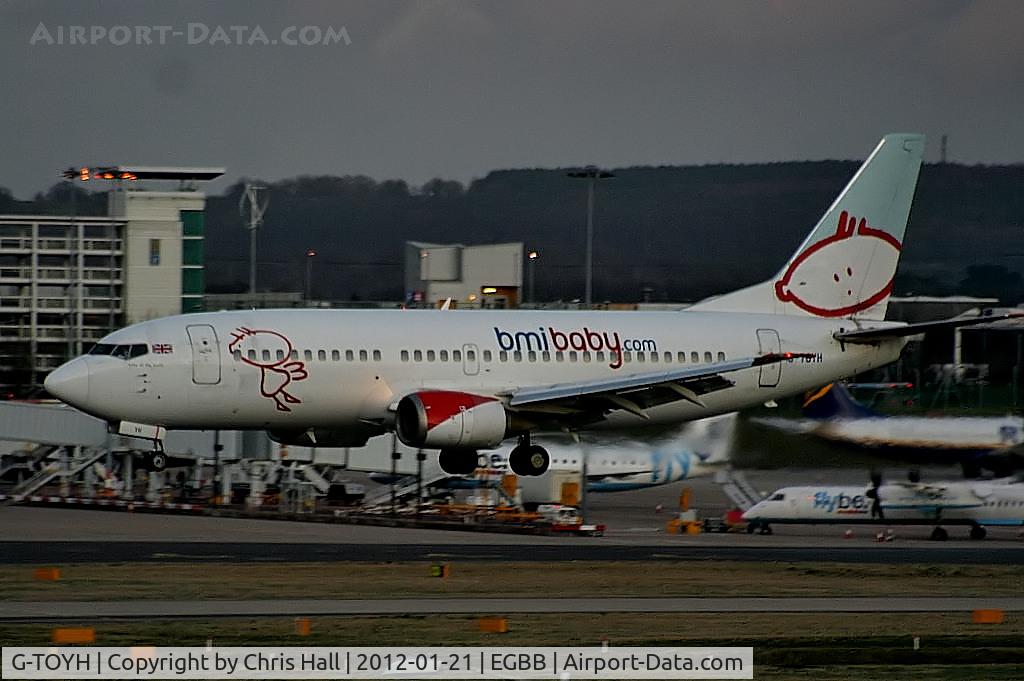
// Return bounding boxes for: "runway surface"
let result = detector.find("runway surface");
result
[5,539,1024,565]
[4,597,1023,621]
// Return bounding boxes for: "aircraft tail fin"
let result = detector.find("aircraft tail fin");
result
[683,412,738,464]
[802,383,878,420]
[690,134,925,321]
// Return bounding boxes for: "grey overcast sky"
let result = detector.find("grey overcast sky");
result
[1,0,1022,198]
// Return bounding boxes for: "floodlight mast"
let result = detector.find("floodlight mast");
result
[239,183,269,296]
[567,166,614,307]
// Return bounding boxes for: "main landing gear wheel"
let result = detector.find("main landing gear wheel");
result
[969,525,987,540]
[438,449,479,476]
[930,526,949,541]
[508,441,550,477]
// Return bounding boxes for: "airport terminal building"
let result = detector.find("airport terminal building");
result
[0,168,220,393]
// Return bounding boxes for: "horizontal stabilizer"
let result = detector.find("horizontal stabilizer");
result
[834,311,1023,344]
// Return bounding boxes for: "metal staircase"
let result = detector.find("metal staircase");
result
[713,468,764,511]
[362,458,451,507]
[10,447,107,497]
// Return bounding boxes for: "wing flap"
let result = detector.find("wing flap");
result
[506,352,813,419]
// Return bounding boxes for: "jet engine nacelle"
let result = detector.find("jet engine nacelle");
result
[396,390,508,449]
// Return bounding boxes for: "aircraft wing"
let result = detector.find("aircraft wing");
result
[835,311,1023,344]
[504,352,811,419]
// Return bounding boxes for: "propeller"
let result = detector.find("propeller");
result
[866,470,884,520]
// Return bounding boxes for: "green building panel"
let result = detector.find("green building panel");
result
[182,238,204,266]
[181,297,204,314]
[182,268,204,295]
[181,210,205,237]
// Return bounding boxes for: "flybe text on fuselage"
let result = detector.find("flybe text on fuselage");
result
[813,490,871,514]
[494,325,658,369]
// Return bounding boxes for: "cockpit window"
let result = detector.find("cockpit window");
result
[89,343,148,359]
[770,493,786,501]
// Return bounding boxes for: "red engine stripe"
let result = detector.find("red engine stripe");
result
[421,390,497,430]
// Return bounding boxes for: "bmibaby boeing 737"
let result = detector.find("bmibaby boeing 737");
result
[44,134,1013,477]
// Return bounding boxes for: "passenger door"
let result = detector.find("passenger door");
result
[186,324,221,385]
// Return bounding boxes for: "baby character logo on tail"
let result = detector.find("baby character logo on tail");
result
[228,327,309,412]
[774,210,902,318]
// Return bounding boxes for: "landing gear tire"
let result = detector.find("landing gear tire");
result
[509,444,550,476]
[930,526,949,541]
[145,451,167,472]
[969,525,987,540]
[438,449,478,476]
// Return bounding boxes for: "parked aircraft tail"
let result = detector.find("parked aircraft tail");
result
[691,134,925,321]
[802,383,878,420]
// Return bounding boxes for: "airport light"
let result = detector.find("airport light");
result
[304,248,317,305]
[527,250,539,305]
[567,167,614,307]
[240,183,269,296]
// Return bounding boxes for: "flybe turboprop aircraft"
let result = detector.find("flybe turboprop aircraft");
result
[743,477,1024,540]
[44,134,1011,477]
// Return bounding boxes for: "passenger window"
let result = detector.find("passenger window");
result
[303,350,313,361]
[704,351,713,363]
[414,350,422,361]
[401,350,409,362]
[291,350,299,360]
[582,351,591,363]
[637,352,645,363]
[276,350,284,361]
[528,351,537,362]
[346,350,354,361]
[678,352,686,363]
[691,352,699,363]
[263,350,272,362]
[623,351,632,363]
[426,350,436,362]
[542,351,551,362]
[467,349,476,361]
[500,351,508,362]
[569,351,578,363]
[331,350,341,361]
[440,350,449,362]
[556,351,564,362]
[717,351,726,362]
[317,350,327,362]
[483,350,492,362]
[453,350,462,361]
[359,350,368,362]
[514,351,523,362]
[373,349,381,361]
[650,352,659,363]
[232,350,241,361]
[664,351,672,363]
[247,349,257,360]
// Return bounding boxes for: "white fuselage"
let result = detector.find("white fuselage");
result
[815,417,1024,451]
[53,308,904,442]
[744,481,1024,526]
